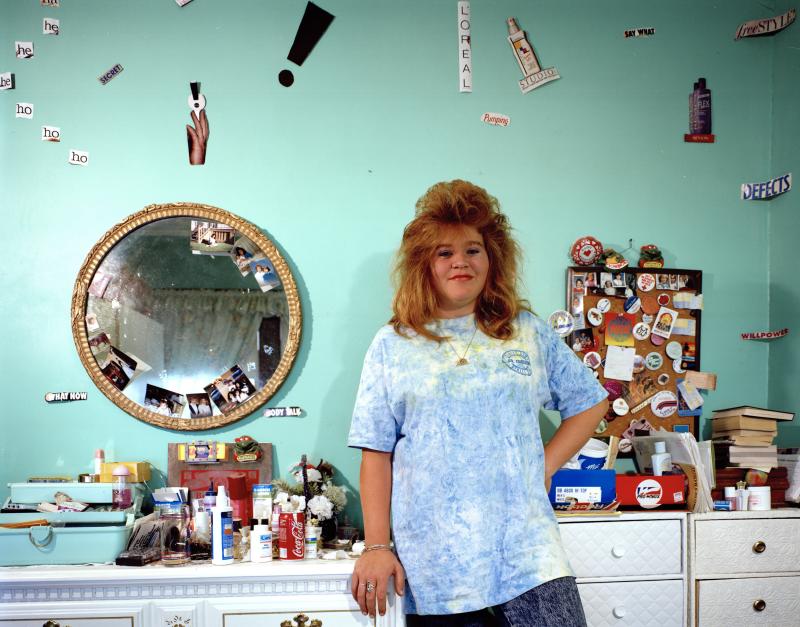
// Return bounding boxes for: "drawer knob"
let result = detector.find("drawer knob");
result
[611,545,626,558]
[613,606,627,619]
[752,540,766,554]
[753,599,766,612]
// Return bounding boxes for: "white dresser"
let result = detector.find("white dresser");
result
[558,512,688,627]
[0,560,402,627]
[688,509,800,627]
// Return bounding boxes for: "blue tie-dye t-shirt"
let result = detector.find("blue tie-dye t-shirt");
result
[348,310,608,615]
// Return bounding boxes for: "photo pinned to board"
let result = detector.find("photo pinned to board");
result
[570,328,596,353]
[231,236,258,276]
[190,221,236,255]
[204,364,257,413]
[186,392,213,418]
[249,258,281,292]
[100,346,138,391]
[144,383,187,418]
[570,291,586,330]
[572,272,588,295]
[597,271,635,297]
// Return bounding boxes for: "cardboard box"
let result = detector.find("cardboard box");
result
[99,462,151,483]
[616,474,685,509]
[548,469,616,504]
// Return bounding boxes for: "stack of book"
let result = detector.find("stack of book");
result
[711,405,795,469]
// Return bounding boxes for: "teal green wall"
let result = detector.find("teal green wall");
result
[1,1,788,519]
[769,1,800,446]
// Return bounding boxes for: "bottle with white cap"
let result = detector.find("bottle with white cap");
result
[651,441,672,476]
[211,485,234,565]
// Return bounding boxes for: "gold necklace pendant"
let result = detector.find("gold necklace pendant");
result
[444,326,479,367]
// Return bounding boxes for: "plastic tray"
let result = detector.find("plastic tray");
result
[0,519,133,566]
[0,510,127,525]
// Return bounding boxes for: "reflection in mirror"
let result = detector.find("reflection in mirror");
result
[73,206,300,430]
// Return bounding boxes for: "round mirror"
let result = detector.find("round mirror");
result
[71,203,301,430]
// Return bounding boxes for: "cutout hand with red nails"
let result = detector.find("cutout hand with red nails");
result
[187,81,209,165]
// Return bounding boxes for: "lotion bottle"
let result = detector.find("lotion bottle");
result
[507,18,541,76]
[651,441,672,476]
[211,485,234,565]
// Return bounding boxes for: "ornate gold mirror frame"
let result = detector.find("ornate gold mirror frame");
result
[71,202,302,430]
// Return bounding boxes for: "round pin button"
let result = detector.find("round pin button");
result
[618,438,633,454]
[571,236,603,266]
[650,334,665,346]
[665,341,683,359]
[596,298,612,313]
[650,390,678,417]
[548,309,574,337]
[633,322,651,340]
[637,273,656,292]
[603,380,624,401]
[583,351,602,369]
[613,398,630,416]
[645,352,663,370]
[624,296,642,314]
[587,308,603,326]
[640,293,660,315]
[594,418,608,434]
[672,359,686,374]
[633,354,645,373]
[657,373,670,386]
[657,293,671,306]
[642,313,654,324]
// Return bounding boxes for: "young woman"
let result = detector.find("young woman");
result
[348,180,608,626]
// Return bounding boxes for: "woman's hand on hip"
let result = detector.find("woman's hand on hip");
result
[351,550,405,618]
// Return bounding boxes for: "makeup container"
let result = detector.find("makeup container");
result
[748,486,771,511]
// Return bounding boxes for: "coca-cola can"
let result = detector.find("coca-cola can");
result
[279,511,305,560]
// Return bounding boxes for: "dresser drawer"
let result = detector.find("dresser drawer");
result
[560,519,683,578]
[578,579,684,627]
[693,518,800,575]
[696,576,800,626]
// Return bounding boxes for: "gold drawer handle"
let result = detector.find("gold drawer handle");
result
[753,599,766,612]
[280,615,323,627]
[752,540,766,554]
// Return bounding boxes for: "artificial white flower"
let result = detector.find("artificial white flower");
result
[290,495,306,512]
[308,495,334,521]
[275,491,290,505]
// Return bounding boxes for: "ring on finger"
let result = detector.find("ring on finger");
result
[366,581,376,593]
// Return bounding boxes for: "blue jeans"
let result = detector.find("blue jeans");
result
[405,577,587,627]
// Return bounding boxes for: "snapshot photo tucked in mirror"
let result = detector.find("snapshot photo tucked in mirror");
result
[72,204,301,430]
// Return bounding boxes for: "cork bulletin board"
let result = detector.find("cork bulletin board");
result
[565,267,703,455]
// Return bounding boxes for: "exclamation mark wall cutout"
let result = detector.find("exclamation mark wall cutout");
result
[278,2,335,87]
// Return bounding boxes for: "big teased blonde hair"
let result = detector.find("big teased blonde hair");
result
[390,180,530,341]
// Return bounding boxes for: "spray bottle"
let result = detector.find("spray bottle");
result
[211,485,234,565]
